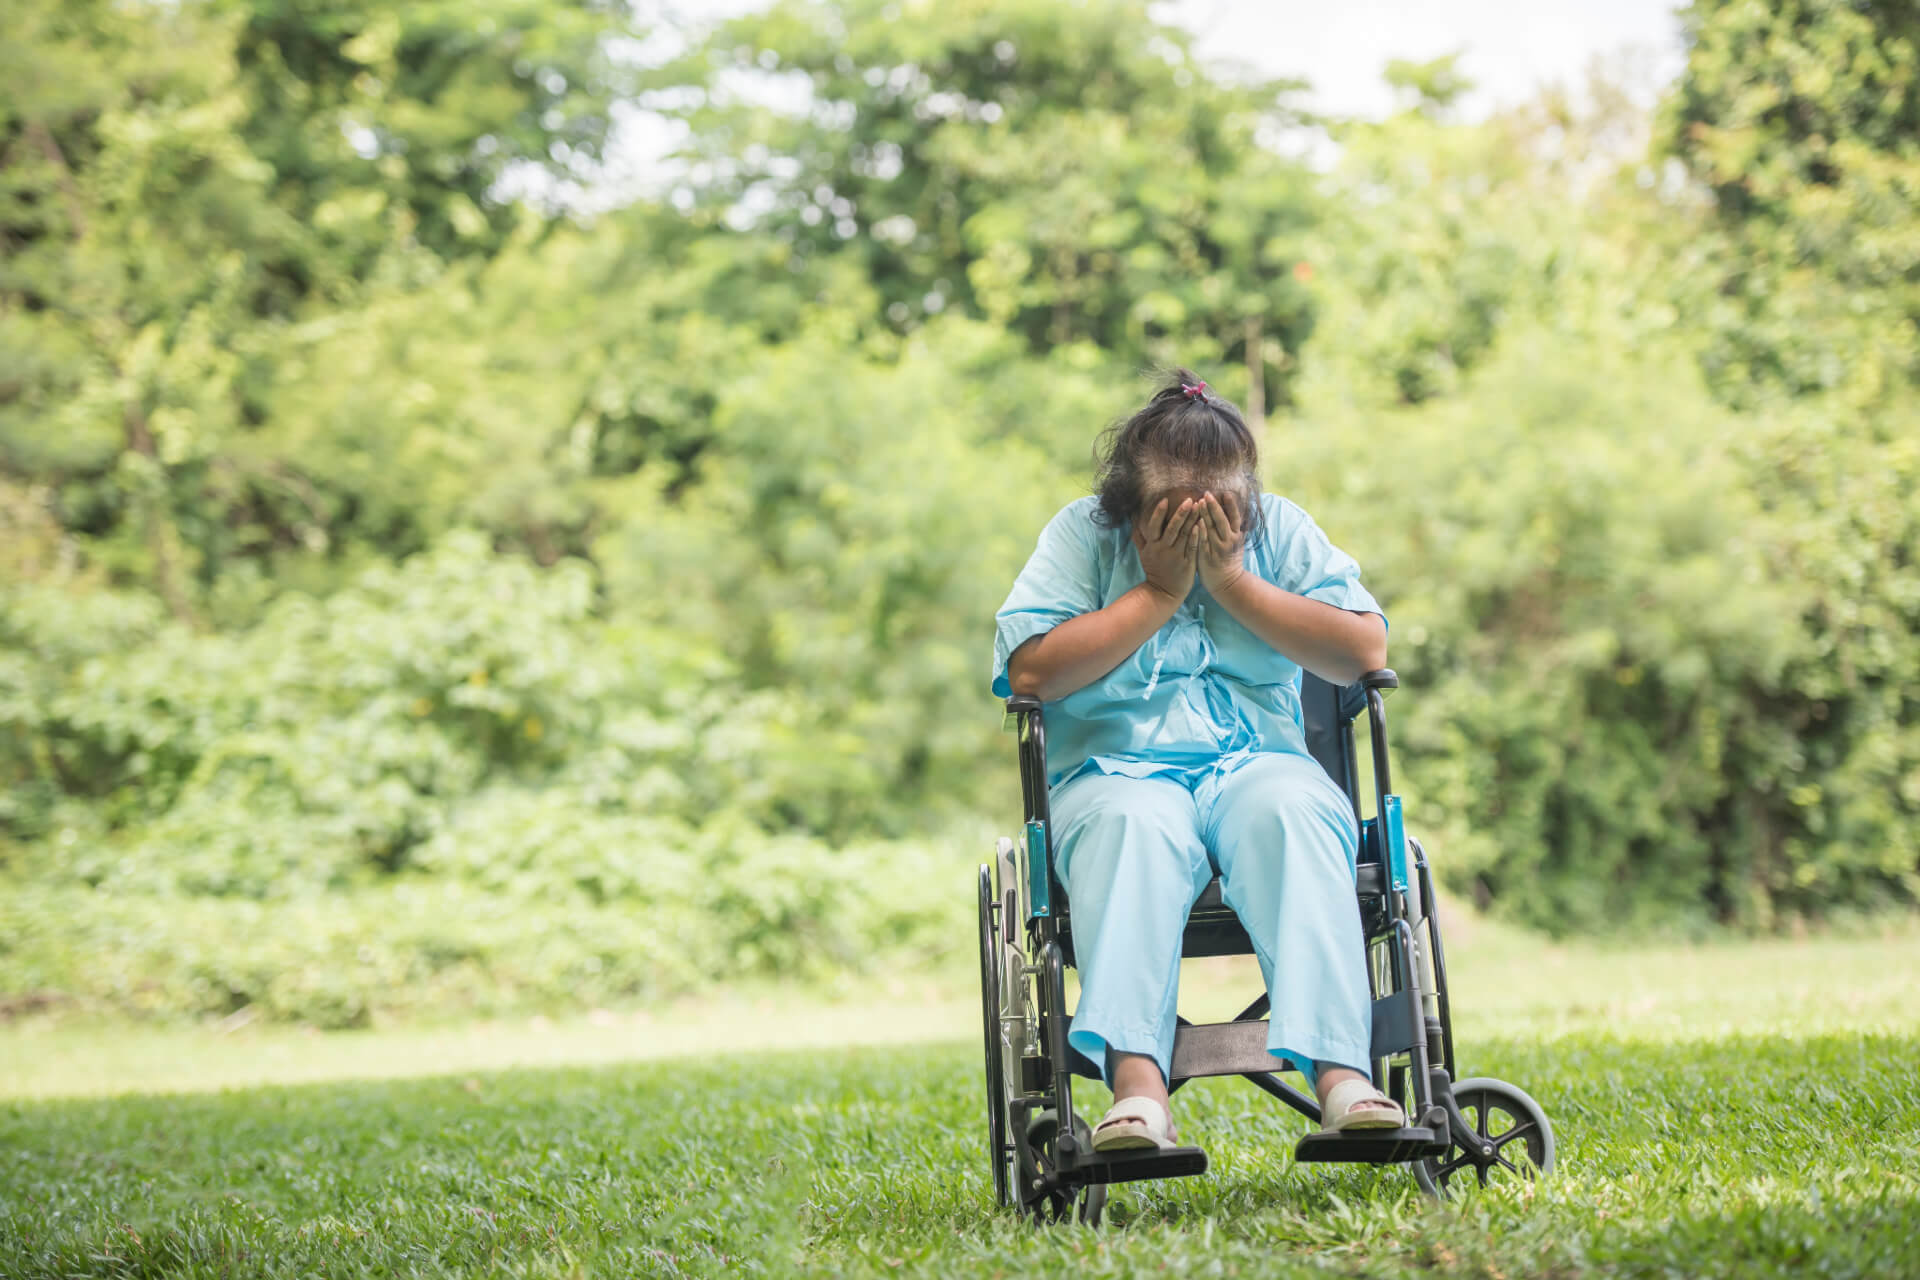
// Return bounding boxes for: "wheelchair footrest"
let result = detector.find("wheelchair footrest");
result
[1065,1143,1210,1186]
[1292,1126,1447,1165]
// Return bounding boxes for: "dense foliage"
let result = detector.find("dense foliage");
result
[2,0,1916,1023]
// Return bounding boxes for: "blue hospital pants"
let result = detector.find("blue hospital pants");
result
[1052,750,1373,1091]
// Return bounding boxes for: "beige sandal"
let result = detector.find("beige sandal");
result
[1091,1096,1180,1152]
[1321,1078,1405,1132]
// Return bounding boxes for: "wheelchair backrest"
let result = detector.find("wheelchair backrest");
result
[1300,672,1366,820]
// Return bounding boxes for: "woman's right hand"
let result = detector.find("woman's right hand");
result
[1008,498,1198,700]
[1132,497,1200,605]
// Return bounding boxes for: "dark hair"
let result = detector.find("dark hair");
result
[1091,367,1266,549]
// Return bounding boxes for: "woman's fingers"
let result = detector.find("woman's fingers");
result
[1220,489,1241,534]
[1161,498,1196,545]
[1147,498,1169,540]
[1200,493,1222,542]
[1201,492,1232,543]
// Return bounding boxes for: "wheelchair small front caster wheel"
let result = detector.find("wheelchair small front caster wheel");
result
[1412,1076,1555,1198]
[1016,1110,1106,1226]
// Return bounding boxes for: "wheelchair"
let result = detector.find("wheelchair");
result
[977,669,1556,1224]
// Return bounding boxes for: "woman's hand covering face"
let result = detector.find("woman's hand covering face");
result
[1131,497,1200,604]
[1196,490,1247,595]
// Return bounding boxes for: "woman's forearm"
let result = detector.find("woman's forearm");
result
[1006,583,1183,701]
[1212,575,1387,686]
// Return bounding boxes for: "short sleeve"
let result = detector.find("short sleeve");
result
[990,501,1103,697]
[1267,496,1386,623]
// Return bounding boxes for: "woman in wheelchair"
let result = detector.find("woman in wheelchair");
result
[992,370,1404,1153]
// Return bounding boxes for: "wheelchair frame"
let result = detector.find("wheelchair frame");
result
[977,668,1555,1222]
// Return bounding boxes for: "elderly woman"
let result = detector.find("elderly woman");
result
[990,370,1404,1151]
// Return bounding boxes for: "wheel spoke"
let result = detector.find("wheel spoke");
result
[1424,1083,1552,1193]
[1490,1121,1535,1153]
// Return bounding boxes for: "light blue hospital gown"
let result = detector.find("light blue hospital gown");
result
[990,493,1386,1089]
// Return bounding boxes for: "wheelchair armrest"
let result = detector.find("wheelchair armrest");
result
[1359,669,1398,693]
[1004,695,1043,715]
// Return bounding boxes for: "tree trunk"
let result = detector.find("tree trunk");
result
[24,120,87,237]
[1243,316,1266,433]
[124,401,200,628]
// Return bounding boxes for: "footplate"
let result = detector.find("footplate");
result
[1293,1126,1447,1165]
[1062,1144,1210,1186]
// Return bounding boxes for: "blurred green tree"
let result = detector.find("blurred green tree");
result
[661,0,1319,411]
[0,0,631,617]
[223,0,627,265]
[1664,0,1920,406]
[1383,51,1472,117]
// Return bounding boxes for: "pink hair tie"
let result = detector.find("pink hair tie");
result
[1181,380,1208,400]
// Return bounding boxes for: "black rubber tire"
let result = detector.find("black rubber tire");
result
[1412,1076,1555,1198]
[1076,1117,1109,1227]
[1015,1110,1105,1225]
[978,864,1011,1209]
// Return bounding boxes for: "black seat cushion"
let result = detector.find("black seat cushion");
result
[1053,874,1250,963]
[1179,876,1253,959]
[1057,863,1391,967]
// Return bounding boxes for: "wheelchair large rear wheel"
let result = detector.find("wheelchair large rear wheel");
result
[977,864,1012,1208]
[1412,1077,1554,1197]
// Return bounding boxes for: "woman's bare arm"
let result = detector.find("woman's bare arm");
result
[1006,583,1182,701]
[1211,576,1387,686]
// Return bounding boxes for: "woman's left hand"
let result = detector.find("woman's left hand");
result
[1197,490,1247,595]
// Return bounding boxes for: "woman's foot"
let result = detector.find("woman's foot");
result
[1093,1050,1180,1152]
[1316,1064,1404,1132]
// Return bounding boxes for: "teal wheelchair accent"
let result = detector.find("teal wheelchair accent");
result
[1382,794,1409,894]
[1361,797,1411,896]
[1025,820,1051,918]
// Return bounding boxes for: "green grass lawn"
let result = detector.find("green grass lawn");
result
[4,921,1919,1278]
